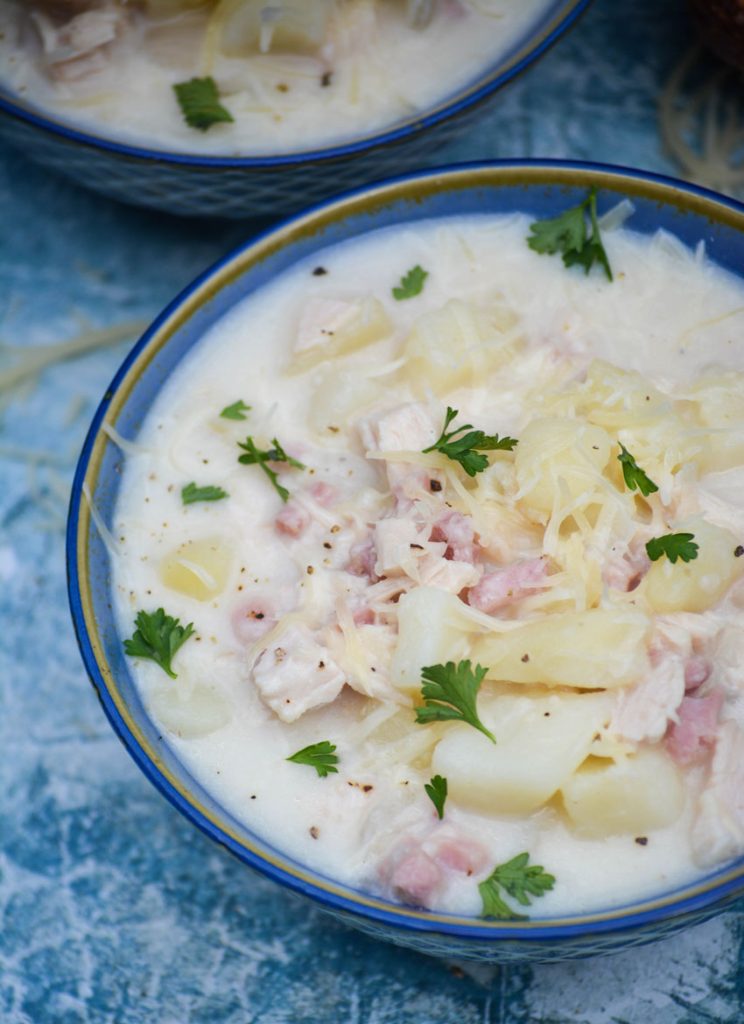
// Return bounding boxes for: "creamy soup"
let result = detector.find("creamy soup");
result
[109,202,744,918]
[0,0,551,155]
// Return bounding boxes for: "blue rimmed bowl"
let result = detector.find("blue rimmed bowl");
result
[0,2,590,218]
[67,160,744,962]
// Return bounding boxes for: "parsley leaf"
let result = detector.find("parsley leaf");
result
[415,660,496,744]
[287,740,339,778]
[237,436,305,503]
[123,608,195,679]
[423,407,518,477]
[617,443,659,497]
[220,399,251,421]
[181,482,229,506]
[392,264,428,300]
[173,76,234,132]
[479,852,555,920]
[645,532,699,564]
[527,188,613,282]
[424,774,448,819]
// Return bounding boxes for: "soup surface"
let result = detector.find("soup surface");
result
[110,205,744,918]
[0,0,550,155]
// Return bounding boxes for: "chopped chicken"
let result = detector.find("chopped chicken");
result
[252,624,345,722]
[363,402,443,498]
[692,720,744,866]
[609,648,685,744]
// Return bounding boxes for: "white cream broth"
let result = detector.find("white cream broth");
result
[111,212,744,917]
[0,1,549,155]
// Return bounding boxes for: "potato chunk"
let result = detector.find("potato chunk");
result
[473,607,651,689]
[561,747,685,837]
[643,518,744,613]
[432,692,614,815]
[160,537,231,601]
[207,0,333,58]
[308,370,384,434]
[401,299,520,395]
[290,297,392,372]
[148,681,230,739]
[390,587,472,694]
[514,417,612,519]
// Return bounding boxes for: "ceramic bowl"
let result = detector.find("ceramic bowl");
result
[0,2,590,217]
[67,161,744,962]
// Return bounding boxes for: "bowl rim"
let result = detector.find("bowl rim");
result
[67,158,744,943]
[0,1,591,169]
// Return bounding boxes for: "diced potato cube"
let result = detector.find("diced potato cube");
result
[473,607,651,689]
[561,747,685,836]
[514,417,612,519]
[208,0,333,57]
[308,369,384,435]
[160,537,231,601]
[148,681,230,739]
[432,692,614,815]
[643,517,744,613]
[401,299,520,395]
[289,297,392,372]
[390,587,473,694]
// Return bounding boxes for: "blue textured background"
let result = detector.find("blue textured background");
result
[1,1,743,1020]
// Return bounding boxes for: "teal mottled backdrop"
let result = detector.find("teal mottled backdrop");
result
[1,1,743,1021]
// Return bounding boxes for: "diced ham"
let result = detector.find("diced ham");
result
[275,501,310,538]
[430,510,476,563]
[231,599,276,644]
[684,656,712,693]
[692,720,744,866]
[467,558,547,614]
[389,849,443,908]
[665,690,725,765]
[252,624,345,722]
[609,649,685,744]
[347,538,377,579]
[309,481,337,507]
[432,836,489,876]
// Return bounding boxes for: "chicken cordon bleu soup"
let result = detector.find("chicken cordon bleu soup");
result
[111,194,744,918]
[0,0,552,155]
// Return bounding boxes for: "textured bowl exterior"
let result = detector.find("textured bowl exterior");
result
[68,162,744,962]
[0,1,589,217]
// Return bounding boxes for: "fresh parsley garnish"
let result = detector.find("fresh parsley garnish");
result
[645,532,699,564]
[479,852,556,920]
[424,775,448,820]
[527,188,613,282]
[415,660,496,744]
[220,399,251,421]
[617,443,659,497]
[392,264,428,300]
[287,740,339,778]
[181,482,229,506]
[173,76,233,132]
[237,436,305,503]
[423,407,518,477]
[123,608,195,679]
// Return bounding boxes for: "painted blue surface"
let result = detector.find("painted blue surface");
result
[2,0,744,1020]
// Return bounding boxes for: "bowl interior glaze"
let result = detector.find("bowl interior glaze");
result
[67,162,744,955]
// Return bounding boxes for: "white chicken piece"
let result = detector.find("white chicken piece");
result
[416,553,481,593]
[32,5,126,80]
[364,402,441,497]
[608,649,685,744]
[707,624,744,699]
[373,517,438,577]
[251,624,345,722]
[692,720,744,866]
